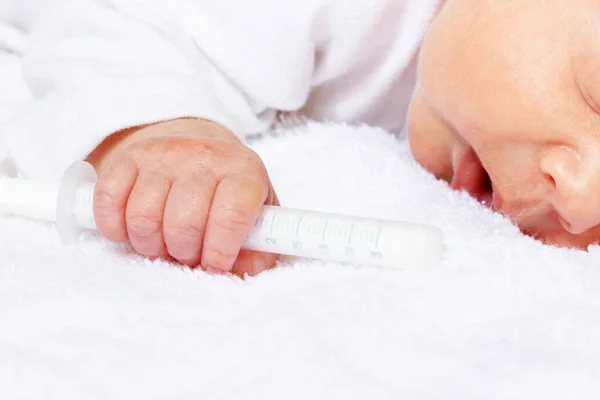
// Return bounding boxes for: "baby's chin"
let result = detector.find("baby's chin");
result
[527,230,599,251]
[509,210,600,250]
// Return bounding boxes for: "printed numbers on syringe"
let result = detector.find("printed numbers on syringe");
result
[246,211,386,258]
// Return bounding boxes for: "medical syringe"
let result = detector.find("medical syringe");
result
[0,159,444,269]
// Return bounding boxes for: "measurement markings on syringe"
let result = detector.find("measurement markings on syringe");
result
[264,213,277,245]
[348,224,356,245]
[372,226,384,258]
[285,217,294,232]
[344,223,385,259]
[248,211,385,260]
[345,223,356,256]
[293,216,304,250]
[319,219,329,254]
[74,185,95,225]
[359,227,372,244]
[75,188,91,209]
[270,213,277,233]
[374,226,383,248]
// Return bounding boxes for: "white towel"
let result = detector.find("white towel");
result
[2,114,600,398]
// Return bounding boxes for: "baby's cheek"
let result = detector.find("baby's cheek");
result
[417,0,555,137]
[407,90,468,183]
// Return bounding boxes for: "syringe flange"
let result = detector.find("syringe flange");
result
[56,161,98,244]
[0,159,98,244]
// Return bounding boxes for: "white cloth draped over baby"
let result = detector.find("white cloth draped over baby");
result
[0,0,442,182]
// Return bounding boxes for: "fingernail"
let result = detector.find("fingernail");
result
[205,266,225,275]
[252,258,267,276]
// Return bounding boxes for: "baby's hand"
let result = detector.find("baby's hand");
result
[86,118,279,277]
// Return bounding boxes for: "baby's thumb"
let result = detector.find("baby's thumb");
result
[231,249,280,278]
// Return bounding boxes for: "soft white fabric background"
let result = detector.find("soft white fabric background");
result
[1,20,600,400]
[0,22,29,125]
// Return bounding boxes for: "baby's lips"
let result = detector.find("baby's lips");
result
[450,147,486,197]
[451,147,504,211]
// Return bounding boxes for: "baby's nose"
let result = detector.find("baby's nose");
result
[540,146,600,235]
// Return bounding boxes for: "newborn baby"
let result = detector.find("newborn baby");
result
[3,0,598,276]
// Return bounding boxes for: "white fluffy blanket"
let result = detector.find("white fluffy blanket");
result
[2,24,600,400]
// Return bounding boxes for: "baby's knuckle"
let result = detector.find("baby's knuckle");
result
[213,207,253,233]
[203,243,238,266]
[137,139,194,168]
[189,141,217,159]
[173,148,216,174]
[96,219,125,240]
[135,242,166,258]
[242,149,266,171]
[94,186,120,215]
[167,244,197,262]
[233,156,267,184]
[188,163,219,183]
[163,224,203,246]
[126,214,163,238]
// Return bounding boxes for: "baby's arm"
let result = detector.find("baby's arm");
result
[2,0,320,275]
[2,0,441,274]
[3,0,444,183]
[6,0,289,181]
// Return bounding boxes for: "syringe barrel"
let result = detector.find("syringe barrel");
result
[50,182,447,269]
[0,159,445,269]
[243,206,443,268]
[0,177,59,222]
[71,183,97,230]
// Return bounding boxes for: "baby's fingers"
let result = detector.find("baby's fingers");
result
[201,173,268,274]
[231,191,280,277]
[231,249,280,278]
[163,171,217,267]
[93,158,138,242]
[125,169,172,258]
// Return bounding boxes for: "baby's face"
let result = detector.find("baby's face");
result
[408,0,600,248]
